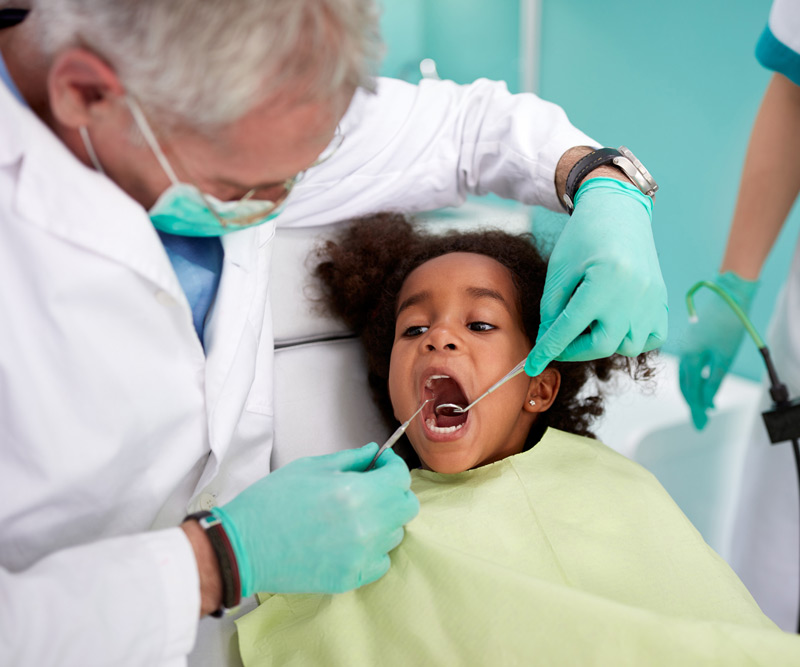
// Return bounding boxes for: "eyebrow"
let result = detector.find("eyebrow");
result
[395,286,512,317]
[466,286,511,310]
[396,290,431,317]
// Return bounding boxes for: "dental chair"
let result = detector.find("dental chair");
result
[271,220,388,468]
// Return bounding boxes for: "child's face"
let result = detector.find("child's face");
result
[388,252,539,473]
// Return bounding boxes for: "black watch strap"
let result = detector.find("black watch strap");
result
[185,510,242,617]
[562,148,622,214]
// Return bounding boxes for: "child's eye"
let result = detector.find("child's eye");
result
[402,325,429,337]
[468,321,496,332]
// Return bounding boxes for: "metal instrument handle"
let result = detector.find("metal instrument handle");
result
[364,399,430,471]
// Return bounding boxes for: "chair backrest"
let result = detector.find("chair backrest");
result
[271,222,389,470]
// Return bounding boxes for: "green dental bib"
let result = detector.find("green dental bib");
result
[237,428,800,666]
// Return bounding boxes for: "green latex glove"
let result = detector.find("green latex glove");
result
[526,178,668,377]
[678,271,759,430]
[212,443,419,596]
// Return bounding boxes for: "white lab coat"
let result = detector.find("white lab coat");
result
[0,75,595,666]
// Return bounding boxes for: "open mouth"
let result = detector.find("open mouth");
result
[423,374,470,434]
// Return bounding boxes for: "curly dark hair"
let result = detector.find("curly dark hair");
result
[314,212,654,468]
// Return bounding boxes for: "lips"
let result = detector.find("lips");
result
[421,371,470,436]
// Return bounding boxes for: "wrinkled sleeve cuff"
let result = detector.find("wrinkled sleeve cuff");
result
[145,527,201,661]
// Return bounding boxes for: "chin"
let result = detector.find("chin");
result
[419,447,482,474]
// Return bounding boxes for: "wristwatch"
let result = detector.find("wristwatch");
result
[561,146,658,214]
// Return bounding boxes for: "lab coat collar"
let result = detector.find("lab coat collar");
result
[0,81,184,298]
[220,222,270,271]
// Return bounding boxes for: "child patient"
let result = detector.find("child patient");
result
[236,214,799,666]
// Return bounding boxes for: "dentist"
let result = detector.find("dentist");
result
[0,1,665,665]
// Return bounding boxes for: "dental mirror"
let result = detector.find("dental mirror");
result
[434,357,528,416]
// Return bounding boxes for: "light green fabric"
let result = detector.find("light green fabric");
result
[236,428,800,666]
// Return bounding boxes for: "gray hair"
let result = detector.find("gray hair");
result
[32,0,382,132]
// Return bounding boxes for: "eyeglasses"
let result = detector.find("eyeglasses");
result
[215,128,345,215]
[128,97,345,229]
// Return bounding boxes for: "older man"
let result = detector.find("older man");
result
[0,1,665,665]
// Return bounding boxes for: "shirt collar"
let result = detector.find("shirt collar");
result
[0,47,25,105]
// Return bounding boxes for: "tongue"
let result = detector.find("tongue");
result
[428,376,469,428]
[435,410,468,429]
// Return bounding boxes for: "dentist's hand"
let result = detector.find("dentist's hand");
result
[526,178,668,377]
[678,271,758,430]
[212,443,419,596]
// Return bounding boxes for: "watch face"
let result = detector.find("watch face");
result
[618,146,658,195]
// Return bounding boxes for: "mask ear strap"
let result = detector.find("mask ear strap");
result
[78,126,105,175]
[126,96,181,186]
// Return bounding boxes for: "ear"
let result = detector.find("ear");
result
[47,48,126,129]
[523,368,561,414]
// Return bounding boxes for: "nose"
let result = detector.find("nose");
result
[424,324,460,352]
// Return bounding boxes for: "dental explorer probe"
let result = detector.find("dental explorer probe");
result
[435,357,528,416]
[365,399,431,472]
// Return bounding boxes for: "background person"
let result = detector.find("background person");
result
[1,1,664,664]
[678,0,800,631]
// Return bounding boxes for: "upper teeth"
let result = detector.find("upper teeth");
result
[425,375,450,388]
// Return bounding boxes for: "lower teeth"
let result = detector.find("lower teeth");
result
[425,418,465,434]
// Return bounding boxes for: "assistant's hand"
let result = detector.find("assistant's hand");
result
[678,271,758,430]
[212,443,419,596]
[525,178,667,377]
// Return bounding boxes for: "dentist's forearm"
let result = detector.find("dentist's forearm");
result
[181,520,224,617]
[721,73,800,280]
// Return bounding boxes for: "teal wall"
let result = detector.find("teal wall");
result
[379,1,520,89]
[379,0,798,381]
[377,1,424,83]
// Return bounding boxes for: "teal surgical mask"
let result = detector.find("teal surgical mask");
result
[79,98,293,237]
[144,181,289,237]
